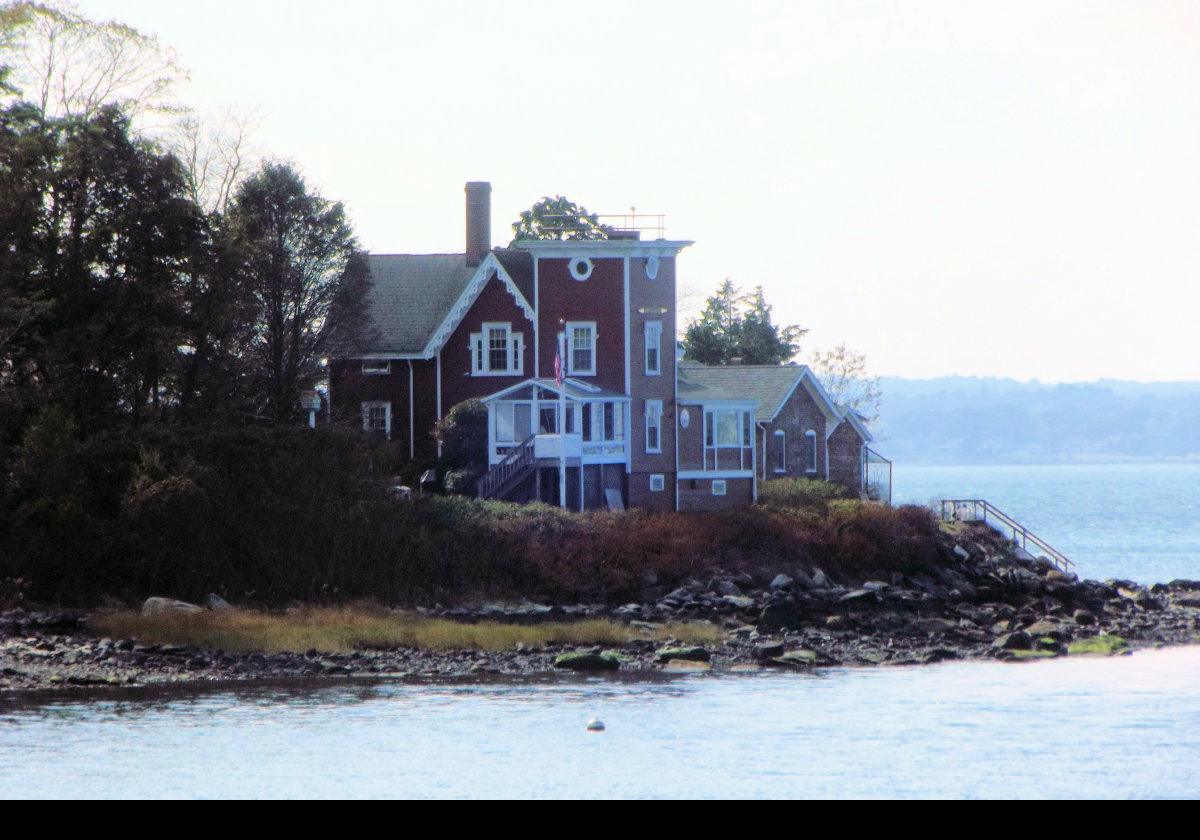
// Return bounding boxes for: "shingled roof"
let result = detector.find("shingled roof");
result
[677,362,839,421]
[361,249,533,357]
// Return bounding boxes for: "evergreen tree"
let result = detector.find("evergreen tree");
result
[682,280,806,365]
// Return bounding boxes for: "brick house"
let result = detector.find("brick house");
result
[676,362,885,498]
[330,182,887,510]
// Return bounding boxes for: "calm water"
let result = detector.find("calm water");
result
[2,463,1197,799]
[894,463,1200,584]
[3,648,1200,799]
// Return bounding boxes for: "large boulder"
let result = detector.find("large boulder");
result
[141,597,202,616]
[554,652,620,671]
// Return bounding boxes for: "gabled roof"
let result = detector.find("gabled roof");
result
[480,378,630,403]
[677,362,872,442]
[359,249,535,359]
[362,254,476,356]
[677,362,832,419]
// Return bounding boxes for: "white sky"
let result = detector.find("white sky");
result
[73,0,1200,382]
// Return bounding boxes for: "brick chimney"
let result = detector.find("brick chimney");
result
[465,181,491,267]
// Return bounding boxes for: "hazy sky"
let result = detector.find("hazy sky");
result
[73,0,1200,382]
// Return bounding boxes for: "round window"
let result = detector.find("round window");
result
[645,255,660,280]
[680,408,690,429]
[568,257,593,281]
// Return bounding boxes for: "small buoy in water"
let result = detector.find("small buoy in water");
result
[586,718,605,732]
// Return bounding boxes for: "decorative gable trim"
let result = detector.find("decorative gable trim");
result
[420,252,535,358]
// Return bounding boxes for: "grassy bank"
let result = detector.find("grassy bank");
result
[90,608,727,654]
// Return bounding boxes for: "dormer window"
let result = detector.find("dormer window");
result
[470,322,524,376]
[566,322,596,376]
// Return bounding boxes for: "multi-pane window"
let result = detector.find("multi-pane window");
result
[645,400,662,453]
[581,401,624,442]
[644,321,662,376]
[566,322,596,376]
[703,408,752,470]
[362,402,391,437]
[488,326,509,371]
[471,323,523,376]
[705,410,750,448]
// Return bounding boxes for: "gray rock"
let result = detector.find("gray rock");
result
[994,631,1033,651]
[656,646,711,664]
[554,652,620,671]
[759,602,803,631]
[141,597,202,616]
[769,574,794,590]
[205,593,234,611]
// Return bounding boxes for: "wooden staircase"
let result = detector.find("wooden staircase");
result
[476,434,537,501]
[937,499,1074,574]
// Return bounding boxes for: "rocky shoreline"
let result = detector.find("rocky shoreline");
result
[3,524,1199,694]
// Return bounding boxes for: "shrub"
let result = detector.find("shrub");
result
[759,477,850,516]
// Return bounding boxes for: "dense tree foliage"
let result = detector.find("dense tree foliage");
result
[510,195,611,243]
[224,163,369,424]
[0,109,366,436]
[682,280,806,365]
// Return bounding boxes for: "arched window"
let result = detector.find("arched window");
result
[774,429,786,473]
[805,429,818,473]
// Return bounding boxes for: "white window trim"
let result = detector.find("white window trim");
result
[644,321,662,376]
[805,429,818,473]
[568,257,594,281]
[774,429,787,473]
[712,479,727,496]
[565,321,597,377]
[362,360,391,375]
[362,401,391,438]
[645,399,663,454]
[583,400,625,443]
[470,322,524,377]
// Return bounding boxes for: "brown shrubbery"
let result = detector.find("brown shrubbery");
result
[0,423,950,607]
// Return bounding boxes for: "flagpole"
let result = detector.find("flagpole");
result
[557,330,566,510]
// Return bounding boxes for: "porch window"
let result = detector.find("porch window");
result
[470,323,523,376]
[566,322,596,376]
[495,402,532,443]
[644,321,662,376]
[645,400,662,454]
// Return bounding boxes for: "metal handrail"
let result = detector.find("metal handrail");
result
[476,434,537,500]
[937,499,1074,573]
